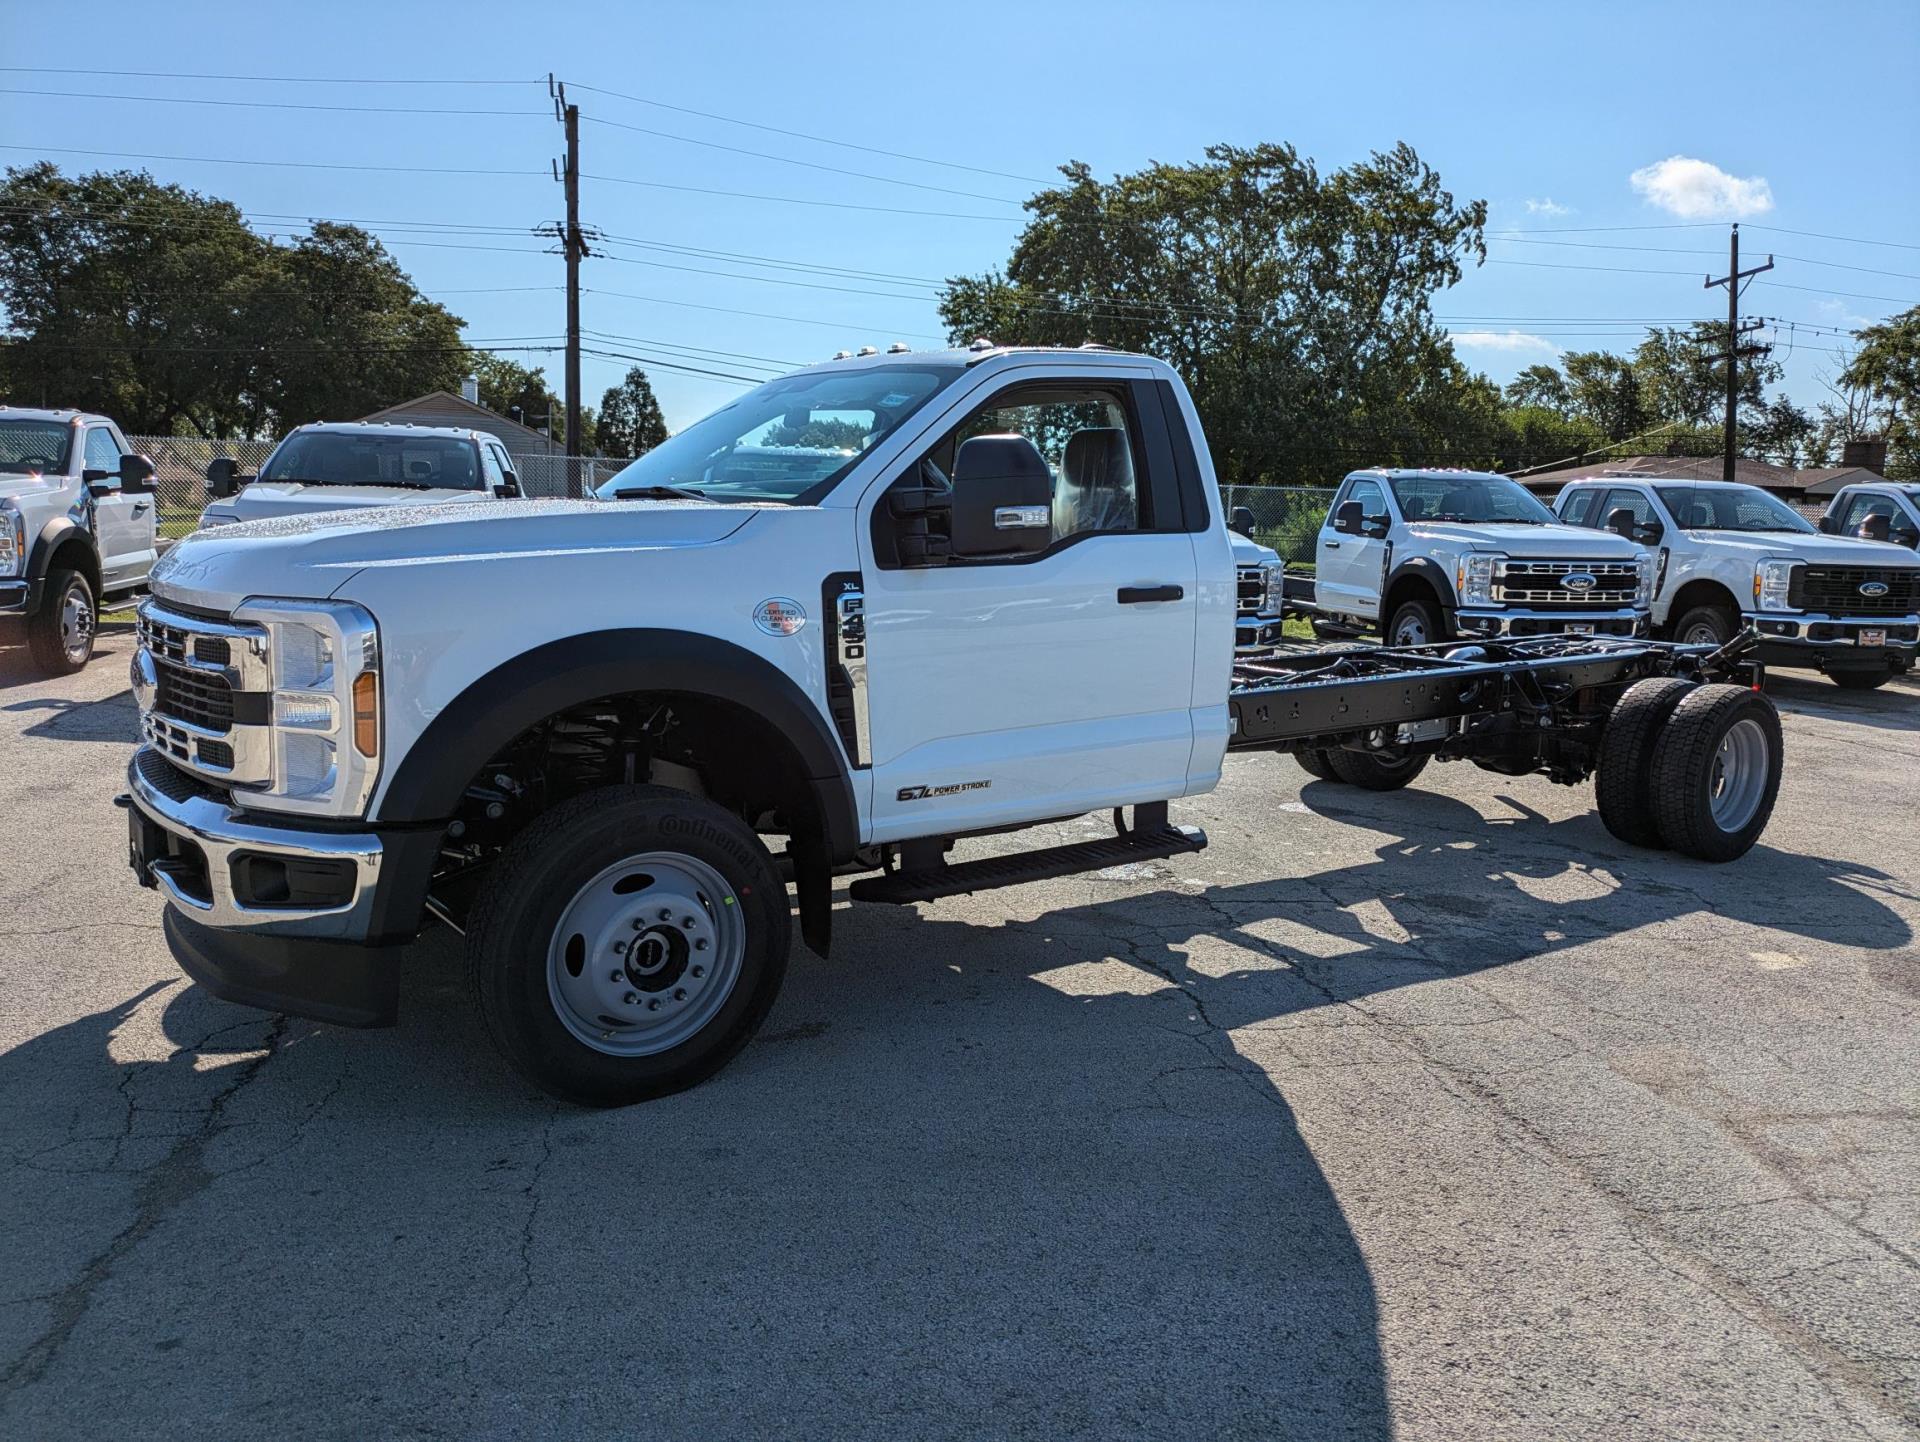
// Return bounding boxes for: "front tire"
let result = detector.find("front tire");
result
[1671,604,1736,648]
[1293,749,1337,781]
[1650,685,1783,863]
[466,785,791,1106]
[1829,670,1891,691]
[1325,747,1430,791]
[26,568,95,676]
[1386,597,1444,648]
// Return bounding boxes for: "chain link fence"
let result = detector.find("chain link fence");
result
[126,436,639,535]
[1220,485,1336,565]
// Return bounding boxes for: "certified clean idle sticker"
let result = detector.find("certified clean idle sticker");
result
[753,597,808,636]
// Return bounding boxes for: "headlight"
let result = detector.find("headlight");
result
[1260,560,1286,615]
[1457,552,1503,607]
[1753,559,1799,612]
[1634,553,1655,608]
[0,504,22,578]
[231,598,380,817]
[201,512,243,529]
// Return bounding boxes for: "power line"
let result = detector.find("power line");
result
[580,170,1018,222]
[565,82,1049,186]
[1756,279,1917,306]
[0,66,538,86]
[1748,223,1920,254]
[581,114,1024,206]
[1769,252,1920,283]
[1,143,545,179]
[583,286,948,342]
[0,87,542,117]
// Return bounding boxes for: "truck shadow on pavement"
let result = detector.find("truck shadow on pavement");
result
[2,788,1910,1437]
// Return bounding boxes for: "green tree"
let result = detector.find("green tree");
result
[938,142,1487,484]
[1503,364,1570,413]
[1840,306,1919,478]
[596,366,669,456]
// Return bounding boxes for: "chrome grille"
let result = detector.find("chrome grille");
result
[1790,566,1920,617]
[1492,558,1640,608]
[134,601,272,786]
[1236,564,1266,617]
[154,658,234,732]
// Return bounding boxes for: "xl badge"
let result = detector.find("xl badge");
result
[753,597,807,637]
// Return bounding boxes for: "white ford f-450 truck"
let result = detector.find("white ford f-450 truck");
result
[121,347,1783,1106]
[1555,476,1920,691]
[1300,468,1653,645]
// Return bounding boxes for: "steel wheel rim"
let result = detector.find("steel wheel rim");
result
[1708,718,1768,831]
[1393,611,1430,646]
[546,850,746,1057]
[1683,619,1723,646]
[60,584,93,662]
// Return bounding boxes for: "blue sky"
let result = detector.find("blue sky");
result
[4,0,1915,438]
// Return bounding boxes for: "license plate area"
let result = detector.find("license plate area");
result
[1861,628,1887,646]
[1565,622,1594,635]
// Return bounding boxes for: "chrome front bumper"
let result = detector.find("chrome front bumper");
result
[1455,607,1647,638]
[123,748,384,940]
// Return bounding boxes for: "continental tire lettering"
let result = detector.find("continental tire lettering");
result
[654,816,756,869]
[896,780,991,802]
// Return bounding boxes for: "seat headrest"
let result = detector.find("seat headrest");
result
[1402,496,1426,520]
[1063,428,1130,489]
[1687,502,1714,527]
[1440,489,1475,514]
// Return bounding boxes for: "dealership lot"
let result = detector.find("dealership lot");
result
[1,623,1915,1439]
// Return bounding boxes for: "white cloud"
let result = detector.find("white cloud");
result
[1629,156,1774,219]
[1452,330,1559,355]
[1525,197,1573,217]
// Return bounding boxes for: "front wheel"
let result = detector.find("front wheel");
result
[1670,604,1737,648]
[1325,747,1430,791]
[466,785,791,1106]
[26,569,96,675]
[1386,597,1444,648]
[1830,670,1892,691]
[1293,749,1337,781]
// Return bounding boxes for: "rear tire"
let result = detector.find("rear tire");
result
[1293,749,1337,781]
[1830,670,1891,691]
[1594,677,1696,849]
[1671,604,1736,648]
[1325,748,1430,791]
[1650,684,1783,863]
[1387,597,1444,648]
[26,568,95,676]
[466,784,791,1107]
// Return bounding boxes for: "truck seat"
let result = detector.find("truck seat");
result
[1055,428,1136,536]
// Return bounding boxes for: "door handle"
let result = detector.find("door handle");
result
[132,502,150,516]
[1325,540,1341,549]
[1117,584,1184,604]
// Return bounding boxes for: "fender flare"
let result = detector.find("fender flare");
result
[1384,555,1459,613]
[376,629,860,865]
[27,515,100,588]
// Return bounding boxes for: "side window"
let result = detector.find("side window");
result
[478,444,506,490]
[83,427,122,474]
[1559,489,1597,526]
[1334,478,1387,524]
[1600,487,1653,526]
[1841,493,1893,532]
[931,384,1147,541]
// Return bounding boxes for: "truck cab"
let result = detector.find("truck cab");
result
[1818,482,1920,550]
[0,407,159,674]
[199,421,521,527]
[1310,468,1652,645]
[1555,476,1920,690]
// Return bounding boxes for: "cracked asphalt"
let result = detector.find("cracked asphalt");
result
[2,621,1916,1440]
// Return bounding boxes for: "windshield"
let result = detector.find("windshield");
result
[1386,472,1557,525]
[597,363,960,504]
[0,419,75,475]
[1655,484,1814,534]
[261,431,484,489]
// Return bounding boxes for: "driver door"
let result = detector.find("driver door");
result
[1316,476,1391,618]
[83,425,154,591]
[855,371,1208,844]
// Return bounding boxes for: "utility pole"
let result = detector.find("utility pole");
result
[1704,224,1774,482]
[551,76,586,497]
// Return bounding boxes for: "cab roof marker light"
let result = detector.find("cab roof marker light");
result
[887,342,910,354]
[856,345,879,357]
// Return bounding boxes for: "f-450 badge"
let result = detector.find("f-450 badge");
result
[897,780,991,802]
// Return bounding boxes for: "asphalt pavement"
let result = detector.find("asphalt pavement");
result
[1,621,1915,1439]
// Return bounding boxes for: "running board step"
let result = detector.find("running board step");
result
[848,825,1207,905]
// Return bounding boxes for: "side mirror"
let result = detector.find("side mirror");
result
[1817,513,1839,534]
[205,456,248,499]
[1857,513,1892,543]
[1891,526,1920,550]
[948,434,1053,558]
[1603,507,1637,540]
[1633,520,1665,546]
[498,469,521,499]
[83,468,118,497]
[119,453,156,495]
[1332,499,1364,535]
[1230,505,1256,538]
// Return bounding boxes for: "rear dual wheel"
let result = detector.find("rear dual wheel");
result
[1596,680,1782,862]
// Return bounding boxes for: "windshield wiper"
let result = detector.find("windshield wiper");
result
[282,477,439,489]
[611,484,711,502]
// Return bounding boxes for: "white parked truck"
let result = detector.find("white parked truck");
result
[120,348,1782,1106]
[199,421,523,527]
[1816,481,1920,551]
[1299,468,1653,645]
[1554,476,1920,691]
[0,407,159,674]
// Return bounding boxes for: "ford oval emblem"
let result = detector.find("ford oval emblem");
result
[1560,572,1598,592]
[1860,580,1890,598]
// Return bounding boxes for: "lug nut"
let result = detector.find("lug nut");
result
[691,966,705,979]
[694,938,708,952]
[610,970,624,982]
[658,908,672,920]
[631,918,645,931]
[623,992,638,1005]
[682,916,696,928]
[647,999,662,1011]
[673,988,687,1001]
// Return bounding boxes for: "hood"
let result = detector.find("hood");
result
[1404,521,1645,557]
[0,471,62,503]
[1229,530,1280,566]
[151,496,761,614]
[208,481,490,522]
[1675,530,1920,567]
